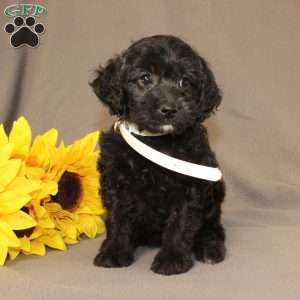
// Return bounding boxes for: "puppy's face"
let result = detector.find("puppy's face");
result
[91,35,221,135]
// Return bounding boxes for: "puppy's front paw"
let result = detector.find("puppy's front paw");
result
[194,240,226,264]
[151,250,193,275]
[94,247,134,268]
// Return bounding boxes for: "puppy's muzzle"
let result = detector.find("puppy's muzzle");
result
[159,105,178,119]
[151,86,181,119]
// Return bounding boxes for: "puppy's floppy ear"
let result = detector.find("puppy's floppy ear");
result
[89,55,126,116]
[199,57,222,119]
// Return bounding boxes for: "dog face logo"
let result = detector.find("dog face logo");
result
[3,3,46,48]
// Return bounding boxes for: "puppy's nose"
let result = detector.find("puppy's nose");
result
[159,105,178,118]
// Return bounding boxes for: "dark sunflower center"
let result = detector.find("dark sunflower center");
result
[14,207,34,238]
[51,171,82,210]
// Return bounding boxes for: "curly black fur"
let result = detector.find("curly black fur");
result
[90,35,226,275]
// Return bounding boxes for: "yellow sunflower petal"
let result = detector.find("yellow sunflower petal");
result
[0,192,30,214]
[75,205,93,214]
[63,237,79,245]
[64,146,81,165]
[25,166,45,180]
[42,128,58,146]
[8,248,20,261]
[6,176,41,194]
[0,158,20,175]
[38,230,66,251]
[31,181,57,204]
[95,216,106,234]
[0,143,12,163]
[77,215,98,238]
[38,216,55,229]
[64,131,99,165]
[9,117,32,159]
[8,236,31,260]
[0,159,21,192]
[30,228,43,239]
[0,244,8,266]
[25,240,46,256]
[0,220,20,248]
[2,211,37,230]
[40,181,58,197]
[28,129,58,168]
[30,203,55,229]
[19,237,31,252]
[58,221,77,240]
[31,201,47,217]
[79,132,99,155]
[45,202,64,213]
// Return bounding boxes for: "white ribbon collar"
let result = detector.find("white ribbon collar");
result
[114,120,222,182]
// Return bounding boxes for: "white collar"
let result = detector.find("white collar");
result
[114,120,222,182]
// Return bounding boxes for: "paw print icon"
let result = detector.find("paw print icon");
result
[4,16,45,48]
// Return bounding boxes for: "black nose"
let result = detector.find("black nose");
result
[159,106,177,118]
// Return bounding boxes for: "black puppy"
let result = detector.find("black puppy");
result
[90,35,226,275]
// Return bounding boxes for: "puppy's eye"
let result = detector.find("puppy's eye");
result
[178,78,191,89]
[138,73,152,86]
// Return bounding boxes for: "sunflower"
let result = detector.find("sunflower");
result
[8,200,67,261]
[45,132,106,244]
[1,118,64,261]
[0,117,105,263]
[0,142,41,265]
[26,128,105,243]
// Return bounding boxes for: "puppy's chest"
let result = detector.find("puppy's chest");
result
[100,130,212,191]
[100,131,214,218]
[117,138,191,184]
[126,151,179,191]
[102,132,187,187]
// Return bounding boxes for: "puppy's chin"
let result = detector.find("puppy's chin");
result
[144,123,176,135]
[127,121,175,135]
[158,124,175,134]
[140,123,189,136]
[128,114,194,135]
